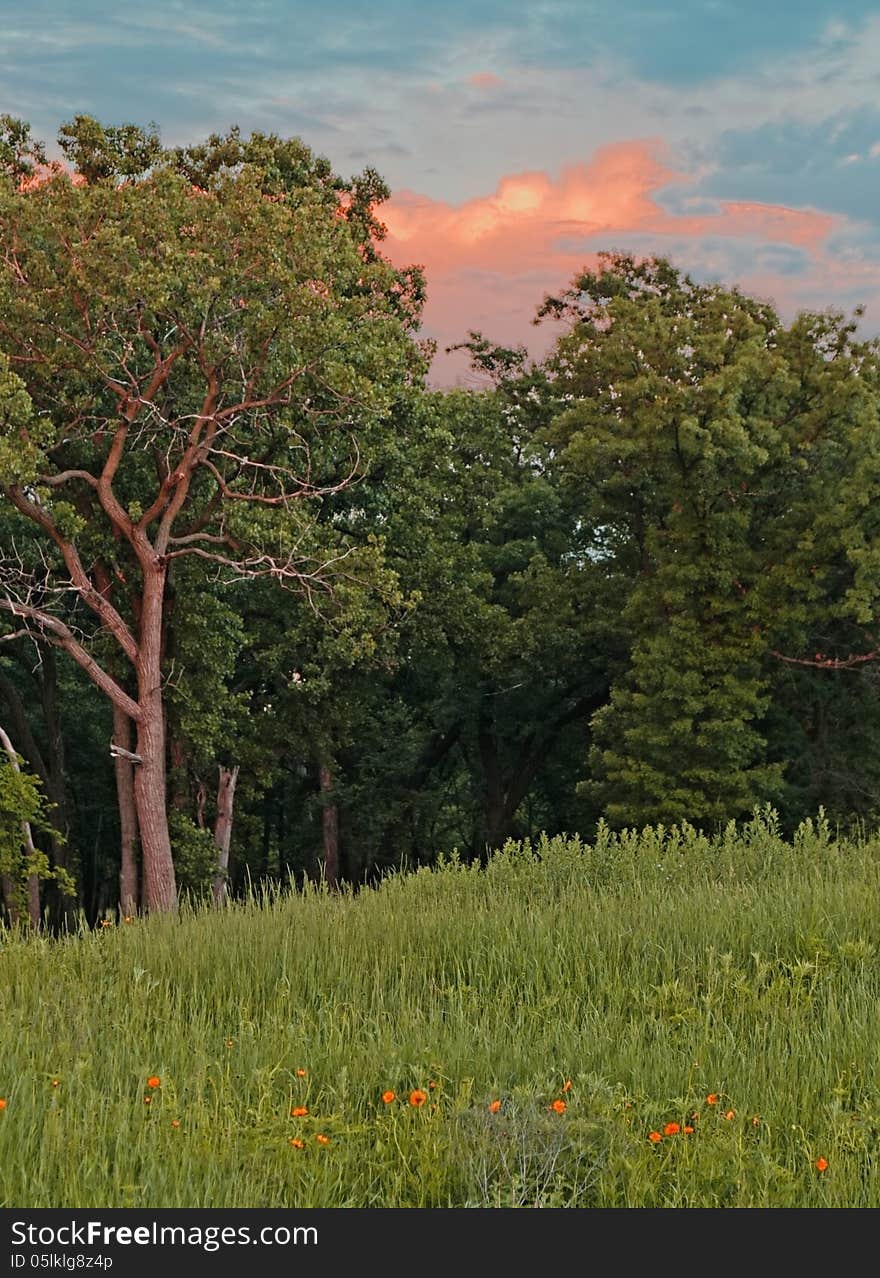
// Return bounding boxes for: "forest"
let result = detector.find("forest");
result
[2,114,880,926]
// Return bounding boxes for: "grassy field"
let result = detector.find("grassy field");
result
[2,807,880,1208]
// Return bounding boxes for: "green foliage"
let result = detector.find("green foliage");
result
[0,115,46,184]
[544,253,880,828]
[57,115,163,183]
[167,811,217,900]
[0,353,47,486]
[0,753,72,914]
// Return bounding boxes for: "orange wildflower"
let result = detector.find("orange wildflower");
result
[550,1099,566,1114]
[0,1099,6,1111]
[648,1131,662,1143]
[724,1110,736,1121]
[706,1093,719,1106]
[291,1106,309,1118]
[289,1137,304,1149]
[562,1079,572,1093]
[815,1157,828,1173]
[147,1076,161,1089]
[409,1090,428,1107]
[296,1069,307,1077]
[684,1125,694,1135]
[664,1122,680,1136]
[382,1090,396,1104]
[171,1119,180,1129]
[488,1099,502,1114]
[316,1133,330,1145]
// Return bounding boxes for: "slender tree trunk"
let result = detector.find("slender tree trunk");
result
[477,715,507,851]
[39,647,77,929]
[134,569,177,912]
[1,872,19,925]
[0,724,40,927]
[212,764,239,904]
[319,762,340,890]
[195,778,207,830]
[112,703,139,916]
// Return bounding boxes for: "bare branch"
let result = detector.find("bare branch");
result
[0,599,140,720]
[37,470,99,489]
[5,486,139,665]
[769,648,879,671]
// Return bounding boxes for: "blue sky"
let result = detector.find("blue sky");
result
[4,1,880,378]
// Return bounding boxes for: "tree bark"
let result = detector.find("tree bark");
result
[113,703,139,916]
[319,762,340,891]
[0,872,19,925]
[0,724,40,926]
[133,567,177,912]
[212,764,239,904]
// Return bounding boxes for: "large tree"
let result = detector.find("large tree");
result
[0,119,423,912]
[541,253,880,827]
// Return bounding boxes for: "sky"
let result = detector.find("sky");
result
[3,1,880,382]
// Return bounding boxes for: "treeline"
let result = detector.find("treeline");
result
[1,117,879,924]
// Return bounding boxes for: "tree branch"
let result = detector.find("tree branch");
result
[0,599,141,720]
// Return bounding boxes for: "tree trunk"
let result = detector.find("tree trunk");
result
[1,872,19,925]
[39,647,76,929]
[477,715,507,851]
[133,570,177,913]
[212,764,239,904]
[319,762,340,890]
[0,724,40,927]
[113,703,139,916]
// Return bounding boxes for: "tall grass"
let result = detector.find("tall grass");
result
[2,807,880,1207]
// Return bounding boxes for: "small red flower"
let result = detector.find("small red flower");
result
[815,1157,828,1173]
[550,1099,566,1114]
[382,1090,396,1104]
[488,1099,502,1114]
[147,1076,161,1089]
[409,1090,428,1108]
[648,1131,662,1143]
[290,1106,309,1118]
[664,1122,680,1136]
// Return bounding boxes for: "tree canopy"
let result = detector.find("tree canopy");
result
[1,122,879,925]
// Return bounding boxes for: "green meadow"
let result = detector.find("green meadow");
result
[2,809,880,1208]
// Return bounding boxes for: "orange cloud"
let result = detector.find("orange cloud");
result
[382,140,838,383]
[467,71,503,89]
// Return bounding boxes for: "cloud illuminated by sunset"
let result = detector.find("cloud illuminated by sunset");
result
[383,140,839,382]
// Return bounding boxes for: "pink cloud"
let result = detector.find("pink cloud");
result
[466,71,503,89]
[382,140,838,383]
